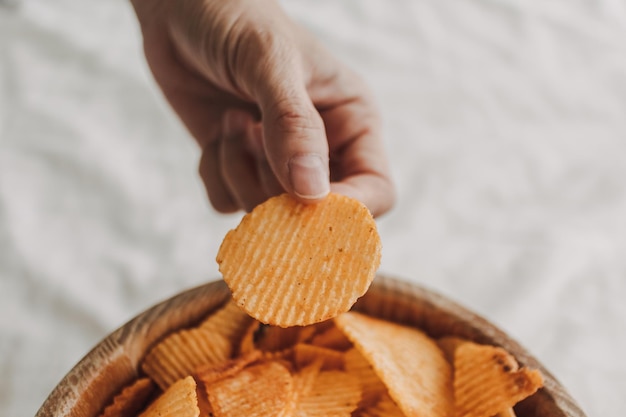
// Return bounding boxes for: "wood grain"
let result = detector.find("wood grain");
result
[35,275,586,417]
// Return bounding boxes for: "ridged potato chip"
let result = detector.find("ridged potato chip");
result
[141,328,232,390]
[335,312,454,417]
[444,338,543,417]
[138,376,198,417]
[217,193,381,327]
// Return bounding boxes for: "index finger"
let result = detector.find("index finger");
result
[321,100,396,218]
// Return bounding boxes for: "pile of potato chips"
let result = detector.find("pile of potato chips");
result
[98,301,543,417]
[98,194,544,417]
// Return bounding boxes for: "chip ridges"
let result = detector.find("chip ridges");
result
[141,328,232,390]
[450,341,544,417]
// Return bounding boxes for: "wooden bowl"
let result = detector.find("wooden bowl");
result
[36,275,586,417]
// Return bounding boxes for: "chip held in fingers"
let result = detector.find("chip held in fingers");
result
[104,190,547,417]
[216,193,382,327]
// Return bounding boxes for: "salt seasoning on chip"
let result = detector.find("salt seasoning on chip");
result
[217,193,381,327]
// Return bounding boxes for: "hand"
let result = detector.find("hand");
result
[131,0,395,216]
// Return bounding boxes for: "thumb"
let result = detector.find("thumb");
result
[263,91,331,201]
[248,41,330,201]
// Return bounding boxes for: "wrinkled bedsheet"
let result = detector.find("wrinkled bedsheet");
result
[1,0,625,416]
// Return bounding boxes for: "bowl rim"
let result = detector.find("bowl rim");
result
[35,274,586,417]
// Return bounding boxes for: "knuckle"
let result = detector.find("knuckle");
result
[271,101,323,136]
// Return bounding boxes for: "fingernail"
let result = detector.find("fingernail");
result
[288,154,330,199]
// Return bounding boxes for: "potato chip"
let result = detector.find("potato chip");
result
[139,376,198,417]
[295,370,362,417]
[217,193,381,327]
[141,328,232,390]
[450,340,543,417]
[207,361,293,417]
[335,312,453,417]
[99,377,156,417]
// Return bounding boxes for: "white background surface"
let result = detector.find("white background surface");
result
[2,0,626,416]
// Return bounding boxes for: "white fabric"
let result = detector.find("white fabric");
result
[1,0,625,416]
